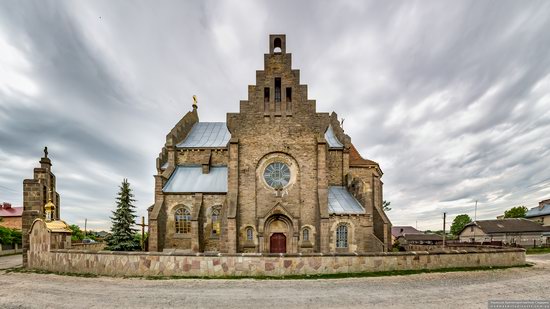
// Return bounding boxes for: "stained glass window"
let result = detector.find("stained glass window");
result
[212,208,220,236]
[263,162,291,188]
[336,224,348,248]
[175,208,191,234]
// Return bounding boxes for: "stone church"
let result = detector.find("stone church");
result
[148,35,391,254]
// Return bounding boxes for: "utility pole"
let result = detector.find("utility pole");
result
[84,218,87,236]
[136,216,148,251]
[473,200,478,244]
[443,212,447,248]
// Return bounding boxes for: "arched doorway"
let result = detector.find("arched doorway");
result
[264,214,293,253]
[270,233,286,253]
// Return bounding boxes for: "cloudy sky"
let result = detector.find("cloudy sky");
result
[1,1,549,231]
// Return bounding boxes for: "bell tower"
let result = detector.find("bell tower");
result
[22,147,61,266]
[269,34,286,54]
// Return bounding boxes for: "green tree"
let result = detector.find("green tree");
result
[0,226,22,245]
[84,231,97,241]
[383,200,391,212]
[504,206,528,218]
[106,179,140,251]
[69,224,85,242]
[450,214,472,236]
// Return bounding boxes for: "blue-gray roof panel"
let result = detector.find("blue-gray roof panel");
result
[325,125,344,149]
[328,186,365,214]
[162,166,228,193]
[526,204,550,217]
[177,122,231,148]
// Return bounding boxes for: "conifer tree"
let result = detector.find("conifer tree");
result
[106,179,140,251]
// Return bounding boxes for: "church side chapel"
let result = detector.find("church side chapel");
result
[148,34,391,254]
[22,148,73,266]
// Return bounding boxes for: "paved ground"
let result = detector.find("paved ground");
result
[0,254,22,270]
[0,254,549,308]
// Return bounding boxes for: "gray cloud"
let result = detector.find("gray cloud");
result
[0,0,549,231]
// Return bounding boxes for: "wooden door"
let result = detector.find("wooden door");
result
[270,233,286,253]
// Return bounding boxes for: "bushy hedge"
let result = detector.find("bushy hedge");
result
[0,226,22,246]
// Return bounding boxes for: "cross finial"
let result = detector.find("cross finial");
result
[44,146,48,158]
[192,95,198,110]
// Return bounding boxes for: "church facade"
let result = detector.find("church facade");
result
[148,35,391,254]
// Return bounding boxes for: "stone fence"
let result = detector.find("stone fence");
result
[71,242,106,251]
[405,244,506,252]
[27,247,526,277]
[0,243,22,256]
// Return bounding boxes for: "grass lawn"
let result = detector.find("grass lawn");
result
[526,247,550,255]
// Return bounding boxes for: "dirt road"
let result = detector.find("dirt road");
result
[0,254,548,308]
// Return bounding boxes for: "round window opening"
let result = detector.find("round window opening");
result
[263,162,291,189]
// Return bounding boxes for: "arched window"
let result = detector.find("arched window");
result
[211,208,220,236]
[302,228,310,241]
[175,208,191,234]
[336,224,348,248]
[246,227,254,241]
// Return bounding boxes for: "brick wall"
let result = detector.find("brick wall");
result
[0,217,21,230]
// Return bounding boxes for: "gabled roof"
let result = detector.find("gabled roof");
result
[176,122,231,148]
[0,206,23,217]
[391,226,422,238]
[463,218,550,234]
[526,203,550,218]
[163,166,228,193]
[328,186,365,214]
[324,125,343,149]
[349,144,379,167]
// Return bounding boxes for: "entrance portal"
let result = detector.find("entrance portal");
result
[270,233,286,253]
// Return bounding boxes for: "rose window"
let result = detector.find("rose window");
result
[263,162,291,189]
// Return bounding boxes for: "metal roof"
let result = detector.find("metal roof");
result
[526,204,550,218]
[328,186,365,214]
[0,206,23,217]
[391,226,422,238]
[163,166,228,193]
[325,125,343,149]
[397,233,443,241]
[176,122,231,148]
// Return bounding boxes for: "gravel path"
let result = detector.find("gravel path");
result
[0,254,548,308]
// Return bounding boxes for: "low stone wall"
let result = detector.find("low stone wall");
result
[0,244,22,256]
[27,248,526,277]
[406,244,504,252]
[71,242,106,251]
[0,248,22,256]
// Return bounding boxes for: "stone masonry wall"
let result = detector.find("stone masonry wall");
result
[0,216,22,230]
[27,248,525,277]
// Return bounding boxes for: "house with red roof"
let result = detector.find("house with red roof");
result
[0,202,23,230]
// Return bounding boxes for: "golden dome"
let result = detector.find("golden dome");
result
[44,199,56,211]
